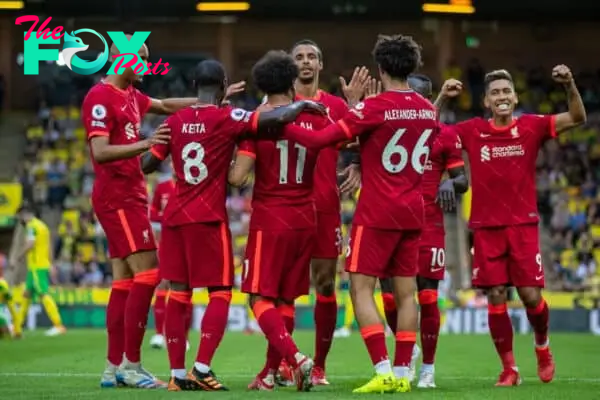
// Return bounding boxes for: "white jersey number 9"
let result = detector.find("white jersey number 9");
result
[182,142,208,185]
[381,128,432,174]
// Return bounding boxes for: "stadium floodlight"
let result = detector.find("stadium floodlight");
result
[0,1,24,9]
[196,2,250,12]
[422,0,475,14]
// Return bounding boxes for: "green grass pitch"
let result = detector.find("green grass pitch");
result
[0,330,598,399]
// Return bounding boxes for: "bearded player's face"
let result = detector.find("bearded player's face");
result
[292,45,322,84]
[127,45,149,84]
[484,79,518,117]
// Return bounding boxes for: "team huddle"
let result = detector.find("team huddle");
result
[81,33,586,393]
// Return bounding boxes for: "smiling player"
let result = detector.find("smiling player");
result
[436,66,586,386]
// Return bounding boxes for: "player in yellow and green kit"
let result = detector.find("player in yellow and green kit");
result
[11,205,66,337]
[0,276,19,338]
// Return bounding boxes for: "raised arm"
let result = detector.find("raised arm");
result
[433,79,463,114]
[551,65,586,133]
[148,98,197,115]
[252,100,327,132]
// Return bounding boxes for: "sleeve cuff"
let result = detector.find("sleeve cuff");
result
[446,161,465,169]
[237,150,256,159]
[151,147,166,160]
[88,131,109,139]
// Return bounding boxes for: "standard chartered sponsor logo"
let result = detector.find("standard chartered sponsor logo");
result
[480,145,491,162]
[480,144,524,162]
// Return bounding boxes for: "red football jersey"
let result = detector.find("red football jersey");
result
[338,90,438,229]
[150,178,175,223]
[296,90,348,215]
[453,114,556,228]
[422,124,464,229]
[82,81,152,212]
[238,110,331,230]
[151,105,257,226]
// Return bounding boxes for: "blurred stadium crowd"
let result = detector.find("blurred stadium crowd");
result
[5,25,600,296]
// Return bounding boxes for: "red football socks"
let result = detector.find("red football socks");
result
[184,302,194,335]
[394,331,417,367]
[314,294,337,369]
[381,293,397,334]
[359,324,389,366]
[124,268,159,363]
[196,290,231,367]
[526,298,549,346]
[418,289,440,364]
[106,278,132,366]
[488,303,516,369]
[259,304,295,377]
[165,290,191,370]
[154,290,167,335]
[280,303,296,335]
[252,300,300,367]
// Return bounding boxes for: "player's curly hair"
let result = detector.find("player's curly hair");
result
[193,59,226,91]
[484,69,513,91]
[291,39,323,61]
[372,34,422,81]
[252,50,299,95]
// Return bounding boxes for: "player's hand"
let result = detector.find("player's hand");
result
[440,79,463,98]
[364,77,382,99]
[552,65,573,84]
[339,163,361,194]
[144,123,170,149]
[301,100,328,115]
[340,67,370,105]
[224,81,246,101]
[436,179,456,212]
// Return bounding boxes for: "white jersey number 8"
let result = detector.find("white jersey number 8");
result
[182,142,208,185]
[381,128,433,174]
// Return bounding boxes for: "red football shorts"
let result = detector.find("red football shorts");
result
[418,228,446,281]
[96,207,156,259]
[312,212,342,259]
[242,228,315,302]
[159,222,234,288]
[472,223,543,288]
[345,225,421,278]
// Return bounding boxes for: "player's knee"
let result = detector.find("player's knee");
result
[156,280,169,290]
[315,279,335,297]
[127,250,158,274]
[416,276,439,292]
[487,286,508,305]
[516,287,542,308]
[169,281,189,292]
[379,278,393,294]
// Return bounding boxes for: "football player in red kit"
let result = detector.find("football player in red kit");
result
[141,58,325,391]
[377,74,468,388]
[84,38,201,389]
[229,50,332,392]
[281,34,437,393]
[436,66,585,386]
[149,171,176,350]
[289,40,368,386]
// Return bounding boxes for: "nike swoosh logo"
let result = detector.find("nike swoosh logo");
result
[431,267,444,273]
[121,105,127,111]
[535,275,544,281]
[480,134,491,138]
